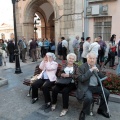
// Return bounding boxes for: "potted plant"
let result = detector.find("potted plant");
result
[103,72,120,95]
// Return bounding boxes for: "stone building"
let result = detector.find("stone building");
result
[15,0,84,52]
[0,23,14,40]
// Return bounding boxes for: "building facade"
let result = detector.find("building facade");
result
[15,0,84,52]
[9,0,120,52]
[86,0,120,42]
[0,23,14,40]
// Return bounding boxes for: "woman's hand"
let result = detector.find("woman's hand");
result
[61,73,69,78]
[47,56,52,62]
[43,55,48,62]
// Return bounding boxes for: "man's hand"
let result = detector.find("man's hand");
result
[90,66,99,72]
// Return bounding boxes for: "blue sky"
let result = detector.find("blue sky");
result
[0,0,13,25]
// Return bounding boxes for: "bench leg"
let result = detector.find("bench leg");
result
[96,96,100,105]
[27,86,32,97]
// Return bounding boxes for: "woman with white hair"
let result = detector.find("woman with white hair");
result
[51,53,78,116]
[31,52,58,109]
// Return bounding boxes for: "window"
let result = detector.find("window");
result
[94,17,111,41]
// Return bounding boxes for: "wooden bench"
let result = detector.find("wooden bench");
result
[23,64,100,116]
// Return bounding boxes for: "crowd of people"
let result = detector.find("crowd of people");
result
[72,34,120,69]
[0,34,120,68]
[0,37,56,66]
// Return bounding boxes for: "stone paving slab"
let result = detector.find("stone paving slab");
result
[109,94,120,103]
[0,77,8,87]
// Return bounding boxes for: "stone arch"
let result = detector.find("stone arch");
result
[22,0,58,40]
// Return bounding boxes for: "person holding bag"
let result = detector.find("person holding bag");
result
[103,34,117,69]
[51,53,79,116]
[31,52,58,110]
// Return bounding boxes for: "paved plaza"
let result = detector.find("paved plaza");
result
[0,57,120,120]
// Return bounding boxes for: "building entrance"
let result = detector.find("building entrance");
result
[23,0,55,40]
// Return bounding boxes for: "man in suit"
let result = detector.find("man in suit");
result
[7,40,15,63]
[19,37,27,62]
[77,52,110,120]
[72,35,79,61]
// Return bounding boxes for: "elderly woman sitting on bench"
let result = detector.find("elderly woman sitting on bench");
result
[31,52,58,110]
[51,53,79,116]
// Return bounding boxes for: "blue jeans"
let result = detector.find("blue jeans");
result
[0,55,2,66]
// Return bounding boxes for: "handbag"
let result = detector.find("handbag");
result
[56,77,72,85]
[109,49,115,57]
[30,74,39,83]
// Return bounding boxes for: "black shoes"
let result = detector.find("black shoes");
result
[97,109,110,118]
[40,103,51,110]
[79,111,85,120]
[31,98,38,104]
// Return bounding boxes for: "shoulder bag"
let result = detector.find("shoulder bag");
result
[55,77,72,85]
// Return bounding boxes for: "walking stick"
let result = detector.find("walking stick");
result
[93,70,111,117]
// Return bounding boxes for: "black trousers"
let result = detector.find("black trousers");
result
[82,86,110,115]
[97,51,105,64]
[21,49,26,62]
[29,49,31,57]
[9,53,14,62]
[104,53,115,67]
[62,47,67,60]
[32,79,54,103]
[52,83,76,109]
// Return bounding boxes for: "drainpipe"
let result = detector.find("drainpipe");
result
[84,0,89,39]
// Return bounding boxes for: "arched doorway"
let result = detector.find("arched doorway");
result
[23,0,55,40]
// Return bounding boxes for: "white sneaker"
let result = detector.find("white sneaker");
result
[60,109,68,117]
[51,104,56,111]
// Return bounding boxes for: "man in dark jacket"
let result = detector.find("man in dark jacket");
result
[30,39,38,62]
[7,40,15,63]
[77,52,110,120]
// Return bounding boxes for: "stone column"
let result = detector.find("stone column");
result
[74,0,83,37]
[41,27,46,38]
[22,23,34,41]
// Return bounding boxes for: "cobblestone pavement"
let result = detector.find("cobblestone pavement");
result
[0,57,120,120]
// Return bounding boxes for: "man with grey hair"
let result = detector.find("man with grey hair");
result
[72,35,79,60]
[77,52,110,120]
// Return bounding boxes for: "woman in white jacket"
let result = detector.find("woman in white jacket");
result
[89,38,100,57]
[0,48,7,66]
[2,50,7,66]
